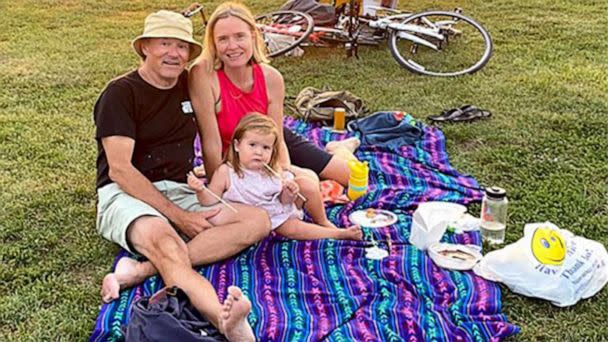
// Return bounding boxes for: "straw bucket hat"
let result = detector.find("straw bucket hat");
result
[132,10,202,62]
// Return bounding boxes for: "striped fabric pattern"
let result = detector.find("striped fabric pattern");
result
[90,115,519,341]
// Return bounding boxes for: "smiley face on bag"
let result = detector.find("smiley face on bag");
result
[531,227,566,266]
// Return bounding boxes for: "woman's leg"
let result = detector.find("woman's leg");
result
[319,156,351,187]
[284,128,353,187]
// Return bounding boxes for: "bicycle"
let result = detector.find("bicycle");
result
[182,2,492,77]
[306,0,494,77]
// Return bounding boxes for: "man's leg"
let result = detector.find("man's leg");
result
[102,203,270,299]
[127,216,254,341]
[186,203,271,265]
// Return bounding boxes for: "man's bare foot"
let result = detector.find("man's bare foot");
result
[318,219,338,229]
[100,257,147,303]
[325,137,360,154]
[340,225,363,241]
[220,286,255,342]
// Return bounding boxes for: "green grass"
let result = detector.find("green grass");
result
[1,0,607,340]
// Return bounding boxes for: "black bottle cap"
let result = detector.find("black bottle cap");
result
[485,186,506,199]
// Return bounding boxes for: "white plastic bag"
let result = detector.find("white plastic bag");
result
[409,202,467,250]
[473,222,608,307]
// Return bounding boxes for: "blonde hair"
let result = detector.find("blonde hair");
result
[225,113,280,177]
[200,2,269,71]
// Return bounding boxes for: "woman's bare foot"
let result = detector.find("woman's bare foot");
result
[325,137,360,154]
[220,286,255,342]
[100,257,148,303]
[339,225,363,241]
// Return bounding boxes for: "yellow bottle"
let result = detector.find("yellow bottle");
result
[347,159,369,201]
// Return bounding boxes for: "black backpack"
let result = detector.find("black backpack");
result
[280,0,337,26]
[125,287,226,342]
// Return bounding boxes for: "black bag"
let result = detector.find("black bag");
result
[280,0,337,26]
[125,286,227,342]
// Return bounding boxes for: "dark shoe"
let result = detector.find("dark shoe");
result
[428,104,491,122]
[452,106,492,121]
[428,107,465,122]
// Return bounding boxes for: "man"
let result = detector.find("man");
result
[94,10,270,341]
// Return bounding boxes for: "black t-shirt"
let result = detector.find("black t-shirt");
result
[94,70,197,188]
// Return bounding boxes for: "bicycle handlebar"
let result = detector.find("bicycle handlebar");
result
[181,2,207,28]
[182,3,203,17]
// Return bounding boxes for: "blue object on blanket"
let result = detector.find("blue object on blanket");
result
[125,286,226,342]
[347,111,423,148]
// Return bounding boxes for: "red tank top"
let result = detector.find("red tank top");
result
[216,64,268,152]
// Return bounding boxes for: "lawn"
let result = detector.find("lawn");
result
[1,0,607,340]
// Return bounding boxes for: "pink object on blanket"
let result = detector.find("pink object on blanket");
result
[320,180,350,204]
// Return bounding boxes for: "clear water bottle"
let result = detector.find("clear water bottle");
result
[480,186,508,244]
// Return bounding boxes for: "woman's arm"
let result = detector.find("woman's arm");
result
[189,61,223,179]
[263,64,291,169]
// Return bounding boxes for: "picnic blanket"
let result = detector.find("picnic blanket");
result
[90,115,520,341]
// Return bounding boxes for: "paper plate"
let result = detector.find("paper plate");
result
[349,209,398,228]
[428,243,483,271]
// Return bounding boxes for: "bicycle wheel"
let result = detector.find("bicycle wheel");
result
[387,11,493,77]
[255,10,314,57]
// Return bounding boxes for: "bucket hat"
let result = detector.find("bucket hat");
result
[132,10,202,62]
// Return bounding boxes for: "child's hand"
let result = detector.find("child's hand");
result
[280,179,299,204]
[283,179,299,195]
[187,171,204,191]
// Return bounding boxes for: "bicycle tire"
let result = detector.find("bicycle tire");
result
[255,10,314,57]
[387,11,493,77]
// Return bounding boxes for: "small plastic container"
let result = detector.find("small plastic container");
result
[347,159,369,201]
[480,186,508,244]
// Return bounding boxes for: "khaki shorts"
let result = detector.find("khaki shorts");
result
[96,180,217,254]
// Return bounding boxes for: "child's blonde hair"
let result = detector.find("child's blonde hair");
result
[225,113,281,177]
[199,2,269,71]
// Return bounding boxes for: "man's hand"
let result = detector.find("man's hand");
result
[175,208,221,239]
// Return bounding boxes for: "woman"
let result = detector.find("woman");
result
[188,1,354,187]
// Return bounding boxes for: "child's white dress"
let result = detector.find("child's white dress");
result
[223,167,303,229]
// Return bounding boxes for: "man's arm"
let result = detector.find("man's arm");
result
[189,62,223,180]
[263,64,291,169]
[102,135,218,238]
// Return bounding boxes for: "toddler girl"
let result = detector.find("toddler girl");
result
[188,113,362,241]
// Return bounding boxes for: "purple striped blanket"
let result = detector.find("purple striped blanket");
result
[90,115,519,341]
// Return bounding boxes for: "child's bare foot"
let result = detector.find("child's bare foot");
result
[340,225,363,241]
[318,219,338,229]
[100,257,147,303]
[325,137,360,154]
[220,286,255,342]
